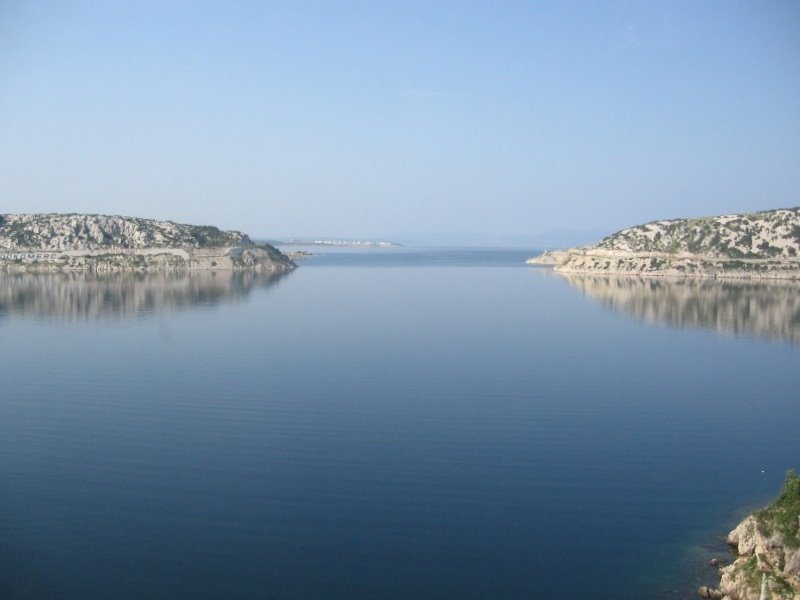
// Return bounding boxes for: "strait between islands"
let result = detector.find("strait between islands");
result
[3,211,798,598]
[0,213,295,273]
[528,207,800,280]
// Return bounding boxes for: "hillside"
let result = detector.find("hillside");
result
[0,213,250,250]
[594,207,799,258]
[528,208,800,279]
[0,214,295,272]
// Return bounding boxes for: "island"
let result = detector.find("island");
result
[699,470,800,600]
[0,213,296,273]
[527,207,800,279]
[275,239,403,248]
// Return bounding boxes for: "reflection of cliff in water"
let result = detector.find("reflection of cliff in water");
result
[0,270,289,321]
[562,275,800,344]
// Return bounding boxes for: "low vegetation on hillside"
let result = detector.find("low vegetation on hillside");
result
[594,207,800,259]
[714,470,800,599]
[756,470,800,549]
[529,208,800,279]
[0,214,251,251]
[0,214,296,273]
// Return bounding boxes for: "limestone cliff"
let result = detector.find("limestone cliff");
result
[0,214,295,272]
[527,208,800,279]
[703,471,800,600]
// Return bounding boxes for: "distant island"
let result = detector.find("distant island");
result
[275,239,403,248]
[0,214,295,273]
[528,207,800,279]
[699,470,800,600]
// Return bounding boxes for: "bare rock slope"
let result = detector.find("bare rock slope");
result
[0,214,295,272]
[528,207,800,279]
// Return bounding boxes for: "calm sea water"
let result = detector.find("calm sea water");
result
[1,248,798,599]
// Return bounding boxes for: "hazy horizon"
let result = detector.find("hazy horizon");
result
[2,2,799,240]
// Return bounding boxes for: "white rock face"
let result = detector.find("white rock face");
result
[716,514,800,600]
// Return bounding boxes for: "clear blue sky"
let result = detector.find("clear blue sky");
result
[1,1,799,241]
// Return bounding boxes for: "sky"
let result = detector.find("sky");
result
[1,1,799,243]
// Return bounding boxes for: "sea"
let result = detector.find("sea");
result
[1,247,798,599]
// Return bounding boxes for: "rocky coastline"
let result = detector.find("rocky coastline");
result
[699,471,800,600]
[0,214,296,273]
[527,207,800,280]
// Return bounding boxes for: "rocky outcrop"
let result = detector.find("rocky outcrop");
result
[525,250,569,265]
[698,585,725,599]
[702,471,800,600]
[527,208,800,279]
[0,214,295,273]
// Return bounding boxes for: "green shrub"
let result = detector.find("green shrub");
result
[756,469,800,548]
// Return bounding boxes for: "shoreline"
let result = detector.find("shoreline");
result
[526,251,800,281]
[527,207,800,281]
[0,244,296,273]
[695,472,800,599]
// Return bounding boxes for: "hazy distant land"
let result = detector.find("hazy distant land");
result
[273,239,403,248]
[528,207,800,279]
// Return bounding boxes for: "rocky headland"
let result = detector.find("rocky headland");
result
[527,207,800,279]
[0,214,295,273]
[700,471,800,600]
